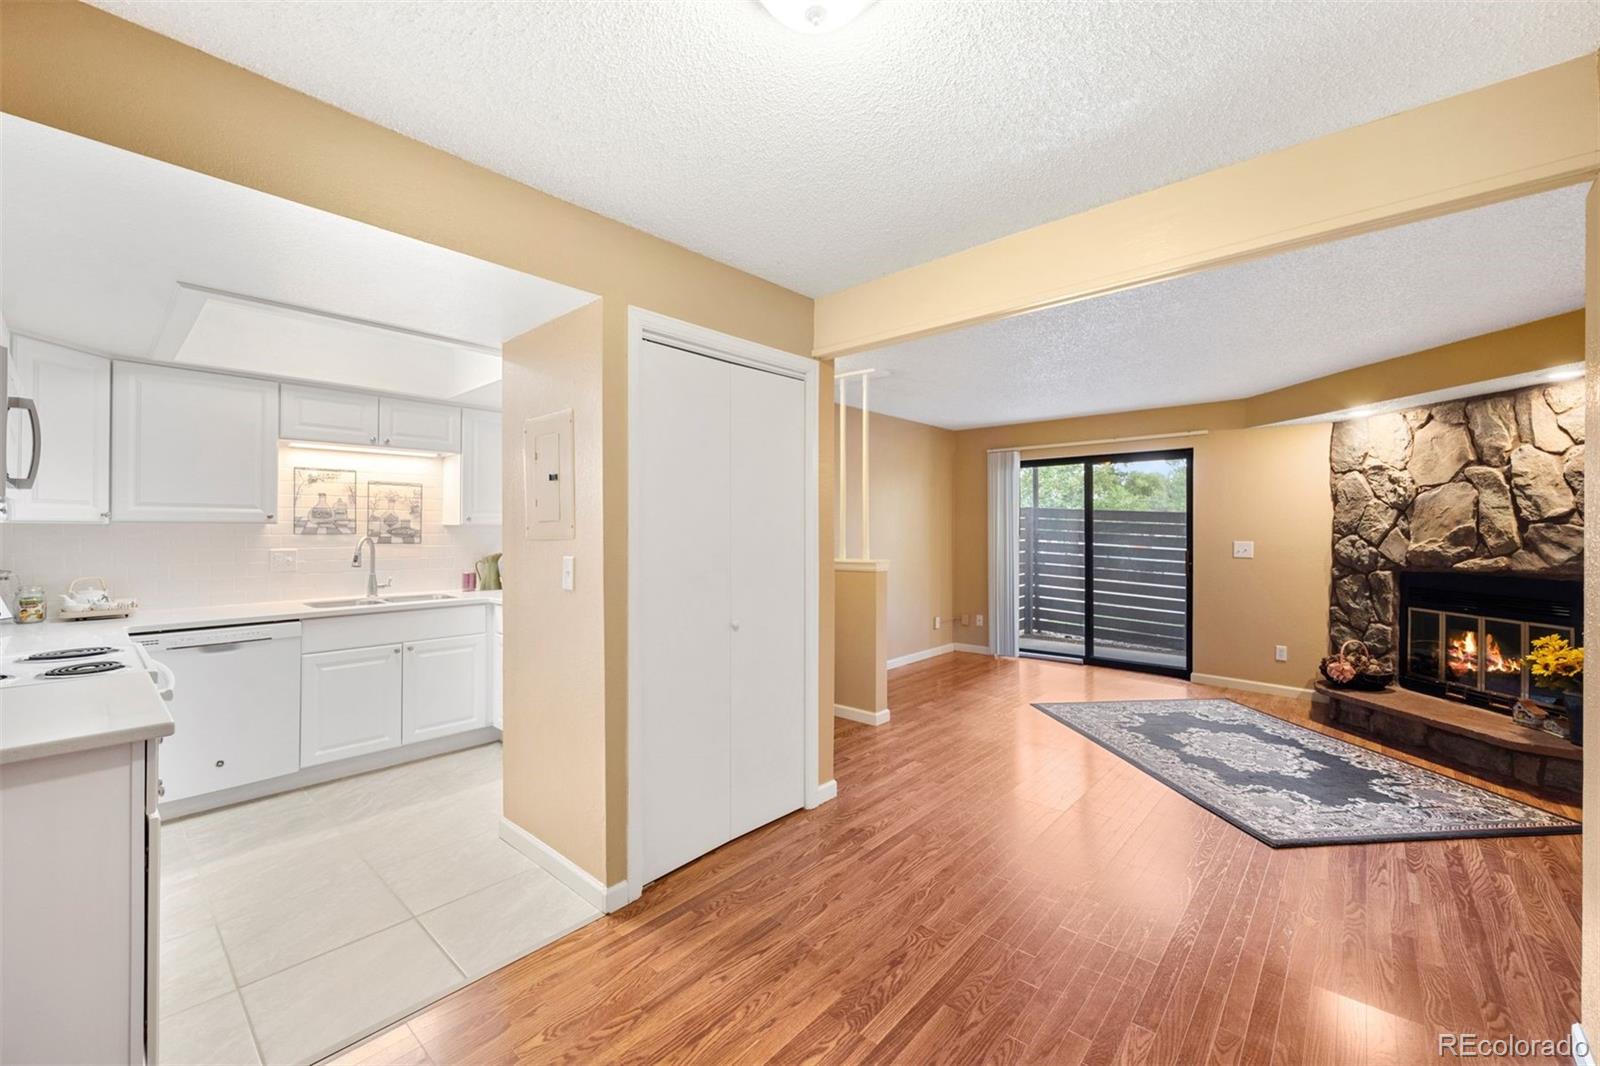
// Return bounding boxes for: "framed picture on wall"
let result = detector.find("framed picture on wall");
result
[367,481,423,544]
[293,467,358,535]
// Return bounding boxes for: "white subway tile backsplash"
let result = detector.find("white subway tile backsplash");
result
[2,446,501,611]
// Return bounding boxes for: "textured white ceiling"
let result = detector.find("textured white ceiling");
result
[836,186,1586,429]
[88,1,1599,296]
[0,116,594,392]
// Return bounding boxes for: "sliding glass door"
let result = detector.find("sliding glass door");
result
[1018,449,1192,676]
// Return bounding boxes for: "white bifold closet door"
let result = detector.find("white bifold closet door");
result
[636,339,806,884]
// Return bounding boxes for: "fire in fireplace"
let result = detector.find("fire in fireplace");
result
[1400,571,1582,714]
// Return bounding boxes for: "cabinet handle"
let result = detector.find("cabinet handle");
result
[384,438,392,445]
[215,759,225,768]
[157,781,165,798]
[393,647,401,655]
[370,435,378,444]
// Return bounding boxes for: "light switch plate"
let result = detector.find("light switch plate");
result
[269,549,297,573]
[561,555,575,591]
[975,614,985,627]
[1275,645,1289,662]
[1232,540,1255,559]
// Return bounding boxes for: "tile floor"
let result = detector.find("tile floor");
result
[158,743,600,1066]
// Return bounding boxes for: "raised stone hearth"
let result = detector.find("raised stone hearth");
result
[1328,380,1585,669]
[1316,683,1581,796]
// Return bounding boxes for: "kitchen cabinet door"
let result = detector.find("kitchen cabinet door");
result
[492,625,504,731]
[112,363,279,522]
[402,633,487,744]
[377,397,460,453]
[5,337,111,523]
[280,384,380,446]
[443,409,501,525]
[301,644,403,766]
[462,409,501,523]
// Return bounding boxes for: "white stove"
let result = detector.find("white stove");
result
[0,644,168,691]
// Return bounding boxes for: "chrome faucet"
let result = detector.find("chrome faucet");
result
[352,536,393,598]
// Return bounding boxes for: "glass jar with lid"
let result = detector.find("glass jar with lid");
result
[16,585,46,624]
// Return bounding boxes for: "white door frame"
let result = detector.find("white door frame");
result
[626,307,823,905]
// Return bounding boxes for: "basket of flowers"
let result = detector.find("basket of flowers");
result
[1516,634,1583,744]
[1319,639,1394,691]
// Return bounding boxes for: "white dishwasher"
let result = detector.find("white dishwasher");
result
[134,621,302,804]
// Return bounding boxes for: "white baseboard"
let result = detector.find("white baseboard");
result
[499,817,628,914]
[834,703,891,726]
[954,642,991,655]
[808,779,838,808]
[1190,672,1317,701]
[887,643,955,669]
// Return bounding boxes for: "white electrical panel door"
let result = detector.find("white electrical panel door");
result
[401,633,488,743]
[112,362,278,522]
[727,364,806,838]
[5,337,111,523]
[301,645,403,766]
[636,340,734,883]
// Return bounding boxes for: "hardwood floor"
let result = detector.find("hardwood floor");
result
[333,654,1582,1065]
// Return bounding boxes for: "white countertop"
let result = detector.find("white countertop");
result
[0,589,500,764]
[0,589,502,657]
[0,668,175,765]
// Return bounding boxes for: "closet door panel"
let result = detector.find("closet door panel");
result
[728,364,806,838]
[636,340,734,882]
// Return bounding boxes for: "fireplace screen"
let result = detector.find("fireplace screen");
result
[1406,607,1573,710]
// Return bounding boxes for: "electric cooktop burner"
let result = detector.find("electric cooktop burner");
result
[21,646,120,662]
[41,661,127,678]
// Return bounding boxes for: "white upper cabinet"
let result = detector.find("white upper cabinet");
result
[444,409,501,525]
[5,337,111,523]
[378,397,460,452]
[279,383,381,446]
[112,362,279,523]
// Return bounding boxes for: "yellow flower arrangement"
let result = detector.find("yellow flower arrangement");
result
[1528,634,1584,696]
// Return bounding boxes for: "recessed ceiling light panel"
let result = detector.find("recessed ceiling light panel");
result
[759,0,874,34]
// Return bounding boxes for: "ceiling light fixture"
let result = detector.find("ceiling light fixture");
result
[759,0,874,34]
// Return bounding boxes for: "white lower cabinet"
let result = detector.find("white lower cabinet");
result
[402,633,487,743]
[301,644,404,766]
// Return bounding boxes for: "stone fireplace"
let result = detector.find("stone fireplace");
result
[1327,379,1584,675]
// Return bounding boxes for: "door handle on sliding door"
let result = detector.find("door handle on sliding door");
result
[6,397,40,489]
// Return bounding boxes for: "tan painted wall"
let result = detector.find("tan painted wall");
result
[501,304,608,876]
[1245,312,1585,425]
[833,568,888,715]
[838,407,957,661]
[0,1,829,886]
[950,404,1334,691]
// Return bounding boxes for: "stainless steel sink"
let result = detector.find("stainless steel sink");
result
[304,596,388,609]
[380,593,459,603]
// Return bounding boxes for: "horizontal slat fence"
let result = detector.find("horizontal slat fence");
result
[1019,506,1188,657]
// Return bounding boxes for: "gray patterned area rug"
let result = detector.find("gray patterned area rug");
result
[1033,698,1579,847]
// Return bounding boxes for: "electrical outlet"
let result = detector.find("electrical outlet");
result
[1275,645,1289,662]
[934,615,942,631]
[960,614,970,627]
[269,549,297,573]
[975,614,985,627]
[1232,540,1255,559]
